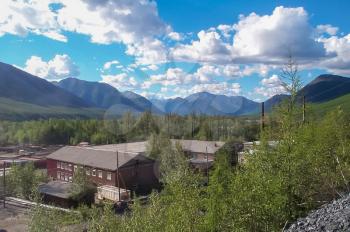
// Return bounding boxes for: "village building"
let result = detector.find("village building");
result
[47,145,159,195]
[45,140,227,203]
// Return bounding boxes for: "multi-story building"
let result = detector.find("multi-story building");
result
[47,145,159,194]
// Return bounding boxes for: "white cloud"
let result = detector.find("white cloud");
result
[172,6,330,66]
[319,34,350,75]
[254,74,287,98]
[101,73,138,90]
[172,30,232,64]
[168,31,182,41]
[189,82,241,96]
[57,0,171,65]
[1,0,173,65]
[126,38,167,65]
[23,54,79,81]
[217,24,234,38]
[232,6,326,62]
[145,68,195,87]
[103,60,120,70]
[57,0,168,45]
[316,24,339,36]
[0,0,66,42]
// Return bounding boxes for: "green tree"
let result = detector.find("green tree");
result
[7,162,47,199]
[70,167,96,204]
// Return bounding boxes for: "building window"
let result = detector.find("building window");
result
[62,162,66,170]
[98,170,103,179]
[57,171,61,179]
[68,176,73,182]
[107,172,112,180]
[60,173,64,181]
[73,165,78,172]
[86,168,90,176]
[92,169,96,176]
[57,161,61,169]
[64,175,68,181]
[68,164,72,171]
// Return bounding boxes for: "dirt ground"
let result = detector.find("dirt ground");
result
[0,204,29,232]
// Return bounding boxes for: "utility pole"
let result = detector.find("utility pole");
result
[302,95,306,124]
[167,114,170,138]
[206,146,209,185]
[3,161,5,208]
[116,151,121,202]
[261,102,265,131]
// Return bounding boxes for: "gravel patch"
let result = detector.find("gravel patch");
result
[286,195,350,232]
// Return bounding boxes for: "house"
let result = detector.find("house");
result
[47,146,159,195]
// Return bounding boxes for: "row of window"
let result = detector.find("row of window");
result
[57,161,76,172]
[56,161,112,181]
[57,171,73,182]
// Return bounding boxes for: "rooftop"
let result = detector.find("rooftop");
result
[38,181,75,199]
[47,146,153,171]
[91,140,225,155]
[47,140,225,170]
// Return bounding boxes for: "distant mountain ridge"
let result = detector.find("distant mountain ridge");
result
[0,61,349,119]
[153,92,259,116]
[57,78,162,114]
[0,62,90,108]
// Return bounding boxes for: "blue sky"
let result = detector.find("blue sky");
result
[0,0,350,101]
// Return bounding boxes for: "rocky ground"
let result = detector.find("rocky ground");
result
[286,194,350,232]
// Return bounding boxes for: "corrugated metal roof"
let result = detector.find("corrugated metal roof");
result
[172,140,225,154]
[92,140,225,155]
[91,141,147,153]
[47,146,148,170]
[38,181,74,199]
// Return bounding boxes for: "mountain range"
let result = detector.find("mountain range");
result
[0,61,349,120]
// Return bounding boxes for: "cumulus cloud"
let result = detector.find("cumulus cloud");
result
[171,30,232,64]
[144,68,196,88]
[57,0,171,65]
[23,54,79,81]
[57,0,167,45]
[0,0,66,42]
[189,82,241,96]
[1,0,175,65]
[171,6,331,66]
[232,6,327,62]
[101,73,138,90]
[168,32,182,41]
[217,24,234,38]
[319,34,350,75]
[103,60,120,70]
[254,74,287,98]
[316,24,339,36]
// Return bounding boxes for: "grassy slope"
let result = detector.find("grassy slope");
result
[311,93,350,115]
[0,97,104,120]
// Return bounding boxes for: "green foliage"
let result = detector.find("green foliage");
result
[6,162,47,200]
[0,113,260,146]
[311,93,350,115]
[146,132,171,159]
[70,167,97,204]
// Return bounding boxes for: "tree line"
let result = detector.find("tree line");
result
[0,113,259,146]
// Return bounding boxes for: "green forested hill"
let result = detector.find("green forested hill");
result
[0,97,104,120]
[311,93,350,115]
